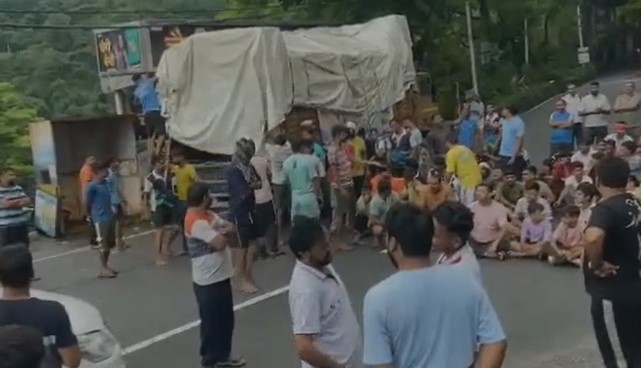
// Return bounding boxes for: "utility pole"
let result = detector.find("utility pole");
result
[577,4,585,48]
[524,18,530,65]
[465,1,479,95]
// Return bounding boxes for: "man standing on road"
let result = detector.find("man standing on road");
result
[0,245,82,368]
[581,81,612,145]
[86,163,118,279]
[283,139,322,220]
[499,106,527,178]
[563,84,585,147]
[288,216,362,368]
[79,155,97,246]
[549,99,575,157]
[226,139,261,294]
[583,157,641,367]
[0,168,31,248]
[327,124,355,250]
[106,158,129,252]
[362,203,507,368]
[173,151,197,256]
[185,183,245,368]
[143,158,178,266]
[614,81,641,139]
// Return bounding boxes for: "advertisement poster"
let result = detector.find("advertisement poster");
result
[34,189,57,238]
[95,28,144,75]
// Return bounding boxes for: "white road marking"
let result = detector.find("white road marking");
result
[33,229,155,263]
[122,285,290,355]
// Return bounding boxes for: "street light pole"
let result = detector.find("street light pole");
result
[465,1,479,95]
[577,4,584,48]
[524,18,530,65]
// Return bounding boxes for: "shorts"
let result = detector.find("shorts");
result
[112,204,124,219]
[331,185,354,231]
[291,193,321,220]
[153,206,175,228]
[95,221,116,252]
[144,111,166,138]
[235,222,258,248]
[253,201,275,238]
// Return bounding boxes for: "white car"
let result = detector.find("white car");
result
[29,289,126,368]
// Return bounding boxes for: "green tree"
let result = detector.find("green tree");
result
[0,83,39,173]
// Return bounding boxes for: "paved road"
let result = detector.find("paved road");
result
[26,73,640,368]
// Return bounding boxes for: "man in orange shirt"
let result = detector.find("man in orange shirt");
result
[79,156,97,246]
[424,168,454,212]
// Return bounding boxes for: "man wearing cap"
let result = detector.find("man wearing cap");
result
[562,84,584,146]
[605,121,634,150]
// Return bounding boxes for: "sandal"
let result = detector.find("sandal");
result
[98,273,118,279]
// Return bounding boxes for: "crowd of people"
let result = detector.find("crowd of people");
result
[2,79,641,368]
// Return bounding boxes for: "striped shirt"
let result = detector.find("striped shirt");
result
[328,144,353,188]
[0,185,29,227]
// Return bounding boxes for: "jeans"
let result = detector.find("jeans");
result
[193,279,235,366]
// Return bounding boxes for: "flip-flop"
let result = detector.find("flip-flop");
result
[98,273,117,279]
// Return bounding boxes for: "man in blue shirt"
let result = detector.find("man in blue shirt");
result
[456,105,481,152]
[363,203,507,368]
[86,163,118,279]
[549,99,574,157]
[499,106,527,179]
[106,158,129,252]
[133,73,165,157]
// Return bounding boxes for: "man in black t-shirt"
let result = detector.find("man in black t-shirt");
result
[0,245,81,368]
[584,156,641,367]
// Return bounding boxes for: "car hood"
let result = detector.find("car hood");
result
[31,289,106,335]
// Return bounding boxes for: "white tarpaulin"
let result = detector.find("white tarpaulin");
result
[284,15,415,114]
[156,16,414,154]
[156,27,293,155]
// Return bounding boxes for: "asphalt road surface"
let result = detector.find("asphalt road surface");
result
[28,72,640,368]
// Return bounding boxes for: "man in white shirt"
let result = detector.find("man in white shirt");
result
[562,84,584,147]
[288,216,362,368]
[571,143,595,173]
[581,81,611,145]
[613,81,641,139]
[604,122,634,150]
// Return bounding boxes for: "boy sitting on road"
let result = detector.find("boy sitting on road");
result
[369,177,400,250]
[509,202,552,259]
[547,205,583,266]
[512,181,552,229]
[355,182,373,238]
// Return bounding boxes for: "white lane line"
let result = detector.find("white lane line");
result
[33,229,155,263]
[122,285,290,355]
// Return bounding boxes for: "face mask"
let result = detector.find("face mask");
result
[591,90,599,96]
